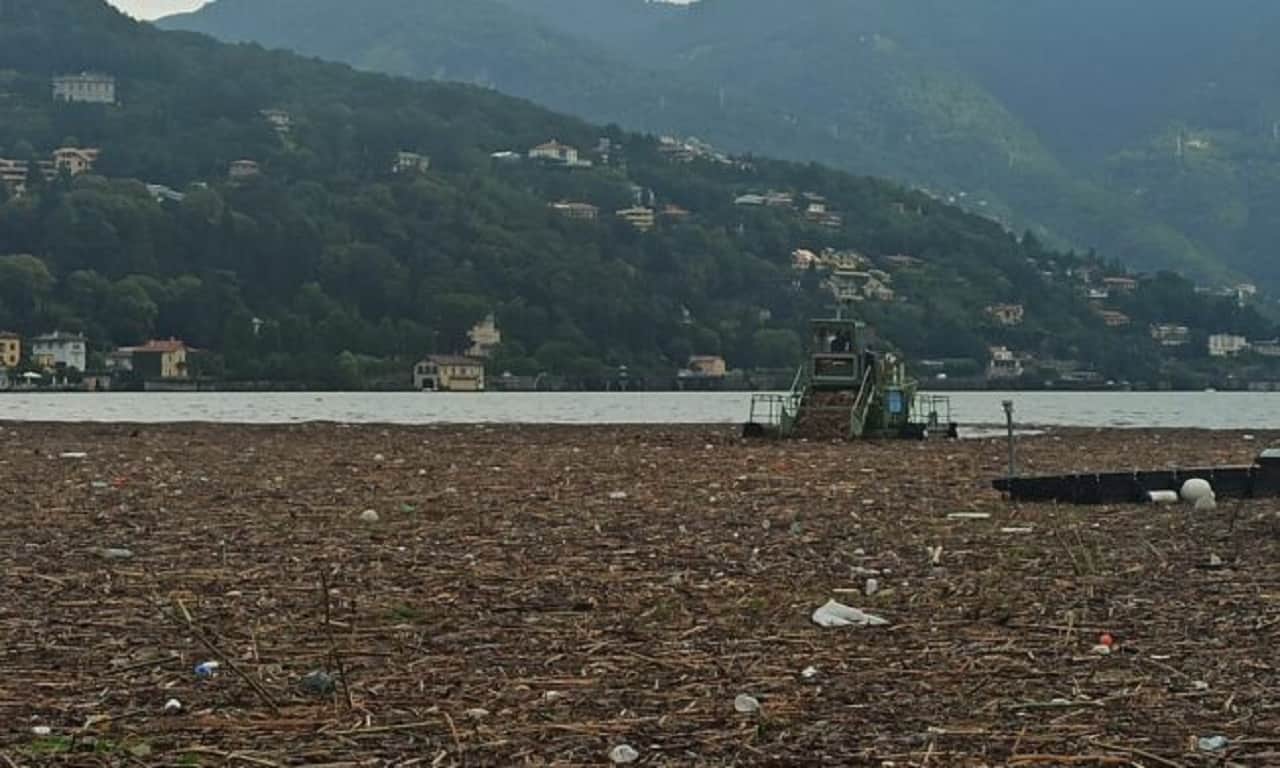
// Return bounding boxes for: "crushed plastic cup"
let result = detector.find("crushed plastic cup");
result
[734,693,761,714]
[609,744,640,764]
[194,660,220,679]
[811,599,889,628]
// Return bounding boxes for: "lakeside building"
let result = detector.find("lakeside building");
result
[0,332,20,368]
[414,355,485,392]
[31,331,87,372]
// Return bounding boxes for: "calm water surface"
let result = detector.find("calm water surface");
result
[0,391,1275,429]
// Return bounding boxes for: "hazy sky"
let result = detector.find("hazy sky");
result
[107,0,209,20]
[107,0,697,21]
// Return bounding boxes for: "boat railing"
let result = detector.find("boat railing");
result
[847,365,876,439]
[748,364,808,435]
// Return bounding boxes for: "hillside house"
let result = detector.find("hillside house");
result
[1098,310,1131,328]
[414,355,485,392]
[467,315,501,359]
[260,108,292,133]
[1103,276,1139,293]
[393,151,431,174]
[549,201,599,221]
[659,204,691,222]
[595,137,615,164]
[763,191,794,207]
[1,149,97,193]
[885,254,923,269]
[1252,339,1280,358]
[1209,334,1249,358]
[615,206,655,232]
[52,147,99,176]
[528,140,590,167]
[826,249,870,270]
[0,158,29,190]
[0,332,19,368]
[862,277,895,302]
[229,160,261,181]
[985,304,1025,327]
[31,331,87,372]
[52,72,115,104]
[792,248,819,270]
[146,184,186,203]
[804,203,843,229]
[658,137,696,163]
[1150,323,1190,347]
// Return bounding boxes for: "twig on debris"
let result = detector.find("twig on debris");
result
[173,597,281,715]
[321,569,355,710]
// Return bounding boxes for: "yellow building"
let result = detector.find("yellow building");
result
[414,355,485,392]
[0,332,20,369]
[137,339,189,379]
[112,339,190,379]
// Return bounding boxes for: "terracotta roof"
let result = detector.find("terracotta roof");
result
[32,331,86,342]
[425,355,483,367]
[118,339,189,353]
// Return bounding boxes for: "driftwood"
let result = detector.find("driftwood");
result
[0,422,1276,765]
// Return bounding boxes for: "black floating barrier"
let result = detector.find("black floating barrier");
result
[993,449,1280,505]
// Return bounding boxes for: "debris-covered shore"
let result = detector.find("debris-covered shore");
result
[1,422,1278,766]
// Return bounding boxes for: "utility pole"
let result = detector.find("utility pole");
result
[1002,400,1017,479]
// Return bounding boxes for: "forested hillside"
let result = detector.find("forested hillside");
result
[166,0,1280,289]
[0,0,1268,389]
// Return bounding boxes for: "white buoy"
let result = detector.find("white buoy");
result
[1180,478,1213,504]
[1194,494,1218,512]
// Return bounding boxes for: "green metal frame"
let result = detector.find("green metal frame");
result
[746,315,949,441]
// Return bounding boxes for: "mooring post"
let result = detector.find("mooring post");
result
[1002,400,1016,478]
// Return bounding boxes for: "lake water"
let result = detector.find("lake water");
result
[0,390,1274,429]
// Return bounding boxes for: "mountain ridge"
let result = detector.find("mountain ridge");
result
[162,0,1280,288]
